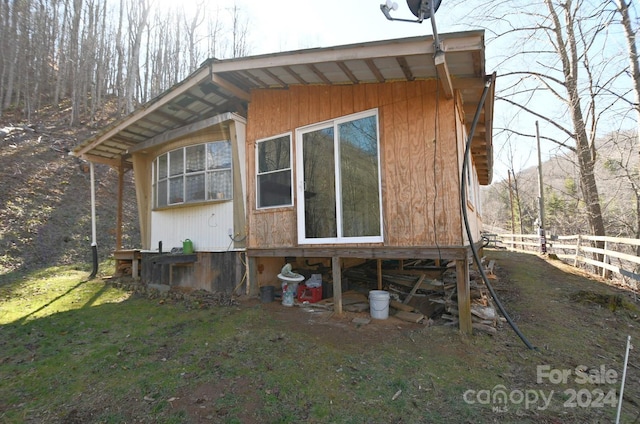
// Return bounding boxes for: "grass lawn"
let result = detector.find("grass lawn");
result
[1,251,639,423]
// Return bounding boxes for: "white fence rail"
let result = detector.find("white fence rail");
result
[490,233,640,286]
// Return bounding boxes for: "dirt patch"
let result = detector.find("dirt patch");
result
[171,376,263,423]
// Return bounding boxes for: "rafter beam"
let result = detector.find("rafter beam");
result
[210,73,251,101]
[434,51,453,99]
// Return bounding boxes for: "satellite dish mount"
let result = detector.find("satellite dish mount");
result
[380,0,443,49]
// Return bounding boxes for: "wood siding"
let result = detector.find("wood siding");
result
[141,251,244,293]
[246,80,471,250]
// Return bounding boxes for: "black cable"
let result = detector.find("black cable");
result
[461,75,537,350]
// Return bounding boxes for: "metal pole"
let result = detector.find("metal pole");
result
[535,121,547,254]
[615,335,632,424]
[507,169,516,250]
[89,162,98,278]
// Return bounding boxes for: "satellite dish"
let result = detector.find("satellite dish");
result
[407,0,442,19]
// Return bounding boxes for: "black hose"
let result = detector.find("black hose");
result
[461,76,537,350]
[88,244,98,279]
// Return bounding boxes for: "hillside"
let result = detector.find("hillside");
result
[482,131,640,237]
[0,103,139,277]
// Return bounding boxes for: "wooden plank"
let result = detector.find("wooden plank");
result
[332,256,343,315]
[246,246,471,260]
[377,259,383,290]
[394,310,425,323]
[297,85,310,126]
[407,81,428,244]
[131,153,152,249]
[403,274,426,304]
[247,256,258,296]
[364,83,379,110]
[341,84,354,115]
[383,269,444,279]
[390,299,415,312]
[330,85,342,119]
[434,51,454,99]
[352,83,366,112]
[210,72,251,101]
[420,80,439,245]
[128,112,243,153]
[392,82,412,246]
[456,259,472,335]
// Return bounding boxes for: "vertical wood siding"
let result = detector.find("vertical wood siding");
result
[246,80,469,249]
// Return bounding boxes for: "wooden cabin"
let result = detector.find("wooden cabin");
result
[72,30,495,334]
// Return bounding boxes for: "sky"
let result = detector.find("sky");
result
[240,0,542,182]
[163,0,637,184]
[243,0,459,55]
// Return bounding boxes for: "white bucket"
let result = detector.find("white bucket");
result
[369,290,390,320]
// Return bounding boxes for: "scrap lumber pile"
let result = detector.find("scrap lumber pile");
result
[336,260,501,333]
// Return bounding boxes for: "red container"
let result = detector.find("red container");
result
[297,284,322,303]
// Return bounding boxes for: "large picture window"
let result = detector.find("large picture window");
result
[256,134,293,209]
[154,141,232,208]
[296,110,383,244]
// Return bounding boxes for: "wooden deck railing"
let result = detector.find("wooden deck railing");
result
[490,232,640,287]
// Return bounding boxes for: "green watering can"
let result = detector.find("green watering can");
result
[183,239,194,254]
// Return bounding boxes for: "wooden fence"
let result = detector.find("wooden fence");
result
[489,232,640,287]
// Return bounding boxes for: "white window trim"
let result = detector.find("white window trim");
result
[255,132,294,210]
[295,109,384,245]
[153,141,232,210]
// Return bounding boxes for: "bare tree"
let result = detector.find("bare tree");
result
[611,0,640,247]
[229,2,249,58]
[0,0,253,120]
[125,0,151,112]
[470,0,632,246]
[184,1,206,72]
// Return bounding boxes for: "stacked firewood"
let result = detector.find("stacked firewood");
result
[340,260,501,334]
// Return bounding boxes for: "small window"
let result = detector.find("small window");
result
[256,134,293,209]
[153,140,232,208]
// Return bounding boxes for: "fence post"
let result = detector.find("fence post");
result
[574,235,581,268]
[602,240,610,279]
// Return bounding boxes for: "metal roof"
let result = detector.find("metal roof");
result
[73,30,494,183]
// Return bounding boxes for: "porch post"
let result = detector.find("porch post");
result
[247,256,259,296]
[332,256,342,315]
[456,258,472,334]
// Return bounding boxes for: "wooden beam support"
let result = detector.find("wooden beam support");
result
[434,51,454,99]
[247,256,258,296]
[332,256,343,315]
[403,274,426,305]
[377,259,383,290]
[128,112,245,154]
[456,259,472,335]
[211,72,251,101]
[79,153,133,168]
[246,246,470,260]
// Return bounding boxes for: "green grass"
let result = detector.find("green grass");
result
[0,256,635,423]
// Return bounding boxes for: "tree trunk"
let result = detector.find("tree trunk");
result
[545,0,606,245]
[615,0,640,259]
[2,0,18,111]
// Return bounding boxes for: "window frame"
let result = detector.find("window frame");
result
[153,140,233,210]
[295,109,384,245]
[255,132,294,210]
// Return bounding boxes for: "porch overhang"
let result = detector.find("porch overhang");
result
[72,30,493,183]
